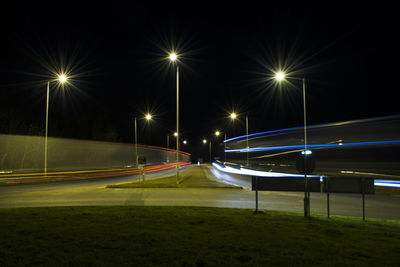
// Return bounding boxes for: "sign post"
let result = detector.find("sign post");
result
[137,156,146,183]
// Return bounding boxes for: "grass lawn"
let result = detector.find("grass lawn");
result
[106,170,239,189]
[0,206,399,266]
[106,175,195,188]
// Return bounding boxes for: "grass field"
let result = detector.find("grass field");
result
[106,174,239,188]
[0,206,399,266]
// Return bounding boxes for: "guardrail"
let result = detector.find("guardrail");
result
[251,175,374,220]
[213,161,380,220]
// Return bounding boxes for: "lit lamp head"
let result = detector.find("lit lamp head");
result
[58,74,68,83]
[215,130,220,136]
[145,114,152,121]
[202,139,207,144]
[275,71,285,81]
[174,132,178,137]
[230,113,237,120]
[169,53,177,62]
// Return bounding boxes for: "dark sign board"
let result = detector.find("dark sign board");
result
[138,156,147,165]
[251,176,320,192]
[251,176,374,194]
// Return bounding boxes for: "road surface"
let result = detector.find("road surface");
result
[0,164,399,220]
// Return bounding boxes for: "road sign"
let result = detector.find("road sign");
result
[138,156,146,165]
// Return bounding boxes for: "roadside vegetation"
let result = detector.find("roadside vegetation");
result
[1,206,399,266]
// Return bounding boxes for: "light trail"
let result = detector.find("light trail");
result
[1,162,191,184]
[223,115,400,143]
[225,140,400,153]
[374,180,400,188]
[212,162,321,178]
[212,162,400,189]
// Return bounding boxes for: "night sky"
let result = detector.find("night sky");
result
[1,1,399,159]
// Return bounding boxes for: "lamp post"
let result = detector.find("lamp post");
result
[226,112,239,163]
[229,112,249,165]
[215,130,226,162]
[214,130,226,162]
[224,133,227,162]
[202,139,211,163]
[275,71,310,217]
[246,115,249,166]
[134,113,152,168]
[169,52,180,184]
[44,74,67,174]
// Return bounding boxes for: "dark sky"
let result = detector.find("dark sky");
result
[0,1,399,157]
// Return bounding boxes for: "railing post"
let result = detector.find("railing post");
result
[326,177,330,219]
[362,178,366,221]
[255,177,258,213]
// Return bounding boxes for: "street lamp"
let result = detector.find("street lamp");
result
[44,74,68,174]
[169,52,180,184]
[166,131,178,150]
[134,113,152,168]
[224,112,239,163]
[274,71,310,217]
[202,139,212,163]
[228,113,249,166]
[275,71,285,81]
[169,53,177,61]
[246,115,250,166]
[214,130,227,162]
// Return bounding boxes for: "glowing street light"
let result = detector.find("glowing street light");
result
[215,130,227,162]
[202,138,213,163]
[134,114,153,168]
[58,74,68,83]
[274,71,310,217]
[228,112,249,165]
[169,53,177,61]
[226,112,238,163]
[169,52,180,184]
[44,74,68,174]
[275,71,285,81]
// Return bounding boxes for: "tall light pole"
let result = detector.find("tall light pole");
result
[227,112,238,163]
[44,74,67,174]
[224,133,227,162]
[202,139,211,163]
[275,71,310,217]
[134,113,152,167]
[230,113,249,165]
[134,117,138,167]
[169,52,180,184]
[215,130,226,162]
[246,115,249,166]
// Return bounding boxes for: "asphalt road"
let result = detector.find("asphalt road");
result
[0,164,399,220]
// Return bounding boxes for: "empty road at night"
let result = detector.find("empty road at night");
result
[1,164,399,220]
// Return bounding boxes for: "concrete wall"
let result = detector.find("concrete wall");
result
[0,134,190,173]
